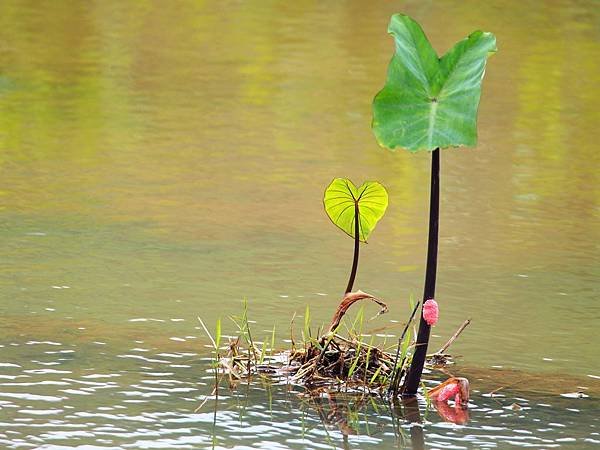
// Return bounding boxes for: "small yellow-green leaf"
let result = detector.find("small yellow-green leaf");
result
[323,178,388,243]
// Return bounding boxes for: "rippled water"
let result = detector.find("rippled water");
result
[1,342,599,449]
[1,0,599,448]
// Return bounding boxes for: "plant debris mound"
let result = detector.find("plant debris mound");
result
[289,332,395,392]
[205,291,469,396]
[288,291,394,392]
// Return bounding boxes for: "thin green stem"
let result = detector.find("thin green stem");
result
[345,203,360,293]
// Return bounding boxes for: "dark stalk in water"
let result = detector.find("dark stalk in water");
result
[371,14,496,395]
[402,148,440,396]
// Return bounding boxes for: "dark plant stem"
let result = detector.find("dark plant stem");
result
[402,148,440,396]
[345,203,360,294]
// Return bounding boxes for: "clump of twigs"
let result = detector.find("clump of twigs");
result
[287,291,394,393]
[199,292,469,397]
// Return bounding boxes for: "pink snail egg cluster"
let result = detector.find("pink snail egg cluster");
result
[423,299,439,326]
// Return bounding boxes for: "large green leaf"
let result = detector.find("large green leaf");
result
[372,14,497,152]
[323,178,388,243]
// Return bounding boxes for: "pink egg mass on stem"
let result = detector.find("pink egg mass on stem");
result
[423,299,439,326]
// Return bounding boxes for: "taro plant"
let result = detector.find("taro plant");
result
[372,14,497,396]
[323,178,388,294]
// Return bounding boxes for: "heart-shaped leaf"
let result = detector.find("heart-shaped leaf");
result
[372,14,497,152]
[323,178,388,243]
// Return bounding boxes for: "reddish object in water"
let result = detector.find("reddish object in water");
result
[437,382,460,402]
[433,400,470,425]
[428,377,470,407]
[423,299,439,326]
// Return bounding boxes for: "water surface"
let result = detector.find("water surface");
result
[1,0,599,448]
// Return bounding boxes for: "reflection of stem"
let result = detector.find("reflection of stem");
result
[212,361,219,449]
[309,393,359,440]
[402,397,425,450]
[345,203,360,294]
[403,148,440,396]
[309,396,336,447]
[388,402,405,446]
[343,434,350,450]
[390,397,425,450]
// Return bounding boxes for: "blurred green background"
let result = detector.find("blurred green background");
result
[1,0,599,378]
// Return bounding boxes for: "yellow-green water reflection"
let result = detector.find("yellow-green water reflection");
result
[1,4,599,444]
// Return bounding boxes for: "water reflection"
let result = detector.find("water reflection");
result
[393,397,425,450]
[200,372,599,449]
[0,336,598,449]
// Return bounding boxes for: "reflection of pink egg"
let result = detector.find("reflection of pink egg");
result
[423,299,439,326]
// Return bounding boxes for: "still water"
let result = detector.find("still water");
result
[1,0,599,448]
